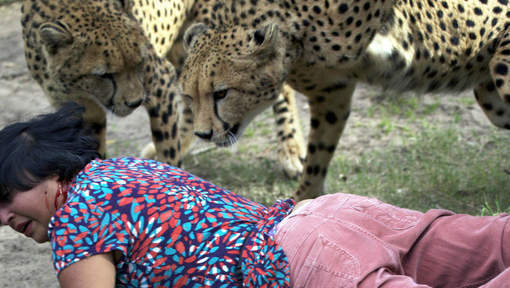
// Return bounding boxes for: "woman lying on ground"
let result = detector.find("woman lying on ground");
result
[0,102,509,288]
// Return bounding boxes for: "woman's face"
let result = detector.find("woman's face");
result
[0,177,59,243]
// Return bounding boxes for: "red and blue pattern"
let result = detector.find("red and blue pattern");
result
[48,157,294,287]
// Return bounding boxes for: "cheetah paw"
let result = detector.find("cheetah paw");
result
[140,142,156,159]
[277,141,305,179]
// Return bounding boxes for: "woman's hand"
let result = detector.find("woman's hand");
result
[58,252,116,288]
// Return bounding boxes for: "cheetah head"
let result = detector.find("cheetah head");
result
[23,0,149,116]
[179,23,287,146]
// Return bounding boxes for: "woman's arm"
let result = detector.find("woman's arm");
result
[58,252,116,288]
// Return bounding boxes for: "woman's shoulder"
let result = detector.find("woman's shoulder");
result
[75,157,184,178]
[84,157,166,170]
[68,157,208,202]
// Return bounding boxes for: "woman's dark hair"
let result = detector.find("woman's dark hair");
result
[0,102,100,202]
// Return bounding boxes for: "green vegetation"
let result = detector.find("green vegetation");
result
[108,91,510,217]
[109,91,510,215]
[176,121,510,216]
[328,126,510,215]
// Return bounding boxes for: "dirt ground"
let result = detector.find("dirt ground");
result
[0,2,505,287]
[0,3,152,287]
[0,3,55,287]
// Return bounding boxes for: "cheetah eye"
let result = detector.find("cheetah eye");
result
[213,89,228,101]
[100,73,114,80]
[93,73,114,81]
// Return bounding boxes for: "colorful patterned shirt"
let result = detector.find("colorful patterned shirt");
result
[48,157,294,287]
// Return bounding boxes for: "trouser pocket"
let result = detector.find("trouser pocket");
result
[294,233,360,288]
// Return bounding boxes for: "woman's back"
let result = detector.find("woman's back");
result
[49,157,294,287]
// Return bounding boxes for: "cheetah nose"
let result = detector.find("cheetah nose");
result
[194,130,213,140]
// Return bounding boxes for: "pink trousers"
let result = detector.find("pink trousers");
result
[274,193,510,288]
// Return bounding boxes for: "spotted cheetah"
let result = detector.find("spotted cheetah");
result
[180,0,510,200]
[22,0,197,166]
[22,0,305,176]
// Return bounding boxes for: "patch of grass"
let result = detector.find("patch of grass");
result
[369,94,441,121]
[480,199,508,216]
[156,92,510,216]
[377,118,396,135]
[328,126,510,215]
[456,97,477,108]
[185,146,297,205]
[385,96,419,117]
[180,120,510,215]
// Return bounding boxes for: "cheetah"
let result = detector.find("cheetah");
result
[22,0,305,177]
[22,0,196,166]
[180,0,510,200]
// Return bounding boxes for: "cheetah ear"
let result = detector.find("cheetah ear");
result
[183,23,209,52]
[251,23,279,58]
[39,22,73,55]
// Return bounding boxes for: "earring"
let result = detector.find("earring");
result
[54,182,69,209]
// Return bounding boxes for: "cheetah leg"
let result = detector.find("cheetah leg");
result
[272,84,306,179]
[474,81,510,129]
[140,105,194,161]
[177,104,195,154]
[82,105,107,158]
[144,95,182,166]
[138,33,194,163]
[476,33,510,129]
[295,83,356,200]
[143,65,194,167]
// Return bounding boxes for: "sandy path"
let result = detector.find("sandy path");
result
[0,3,151,287]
